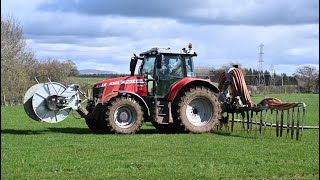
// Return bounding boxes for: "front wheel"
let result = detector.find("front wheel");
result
[172,87,221,133]
[85,117,104,133]
[104,97,144,134]
[85,104,108,133]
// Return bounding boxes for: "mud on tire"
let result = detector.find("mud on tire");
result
[172,86,221,133]
[104,97,144,134]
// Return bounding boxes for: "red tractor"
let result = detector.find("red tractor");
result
[23,43,306,138]
[82,43,221,134]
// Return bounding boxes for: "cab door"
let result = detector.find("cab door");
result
[140,56,156,95]
[156,55,184,98]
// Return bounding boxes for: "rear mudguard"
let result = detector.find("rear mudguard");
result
[167,77,219,101]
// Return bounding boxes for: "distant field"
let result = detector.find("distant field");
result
[1,93,319,179]
[67,77,108,92]
[69,77,106,85]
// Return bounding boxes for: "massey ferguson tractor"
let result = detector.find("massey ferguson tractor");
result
[24,43,306,139]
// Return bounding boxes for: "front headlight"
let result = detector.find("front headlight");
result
[94,83,107,88]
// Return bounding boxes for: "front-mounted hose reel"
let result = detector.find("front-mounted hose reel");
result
[23,81,83,123]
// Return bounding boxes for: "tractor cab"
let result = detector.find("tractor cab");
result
[130,43,197,98]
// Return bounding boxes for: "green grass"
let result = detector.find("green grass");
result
[251,93,319,126]
[1,94,319,179]
[65,77,107,94]
[69,77,105,85]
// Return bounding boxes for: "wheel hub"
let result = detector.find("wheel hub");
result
[114,106,136,128]
[119,112,129,122]
[192,109,198,114]
[186,97,213,126]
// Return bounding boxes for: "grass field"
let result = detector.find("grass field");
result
[1,93,319,179]
[69,77,105,85]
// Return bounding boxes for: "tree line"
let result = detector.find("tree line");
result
[77,73,129,78]
[195,63,319,93]
[1,15,79,105]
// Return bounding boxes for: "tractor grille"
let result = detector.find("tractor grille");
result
[93,86,104,98]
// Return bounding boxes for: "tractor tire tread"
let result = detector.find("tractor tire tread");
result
[172,86,221,133]
[104,97,144,134]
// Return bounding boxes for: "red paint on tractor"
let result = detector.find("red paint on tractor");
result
[96,76,147,103]
[167,77,213,101]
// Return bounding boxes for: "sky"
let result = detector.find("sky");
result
[1,0,319,75]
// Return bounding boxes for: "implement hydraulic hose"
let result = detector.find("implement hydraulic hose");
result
[218,68,254,106]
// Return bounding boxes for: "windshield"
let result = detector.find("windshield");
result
[158,55,183,79]
[139,54,195,78]
[140,56,155,77]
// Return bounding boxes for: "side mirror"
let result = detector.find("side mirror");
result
[130,57,135,72]
[156,54,163,69]
[130,54,138,76]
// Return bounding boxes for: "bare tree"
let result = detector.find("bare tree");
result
[32,59,80,84]
[1,15,36,105]
[294,65,319,93]
[1,15,81,105]
[221,63,243,70]
[64,59,79,76]
[195,66,215,76]
[195,63,245,83]
[316,75,319,93]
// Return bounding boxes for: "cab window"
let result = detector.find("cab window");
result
[158,55,183,79]
[140,56,155,77]
[185,56,195,77]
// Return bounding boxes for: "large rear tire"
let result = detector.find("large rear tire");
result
[104,97,144,134]
[172,87,221,133]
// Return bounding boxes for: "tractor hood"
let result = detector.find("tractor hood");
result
[94,76,145,87]
[93,76,147,103]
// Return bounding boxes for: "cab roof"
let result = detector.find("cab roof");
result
[139,47,197,57]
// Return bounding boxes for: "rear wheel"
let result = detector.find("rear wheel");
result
[104,97,144,134]
[172,87,221,133]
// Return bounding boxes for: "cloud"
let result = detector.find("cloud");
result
[2,0,318,76]
[38,0,319,25]
[285,47,316,56]
[22,13,126,38]
[25,21,318,75]
[274,64,319,75]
